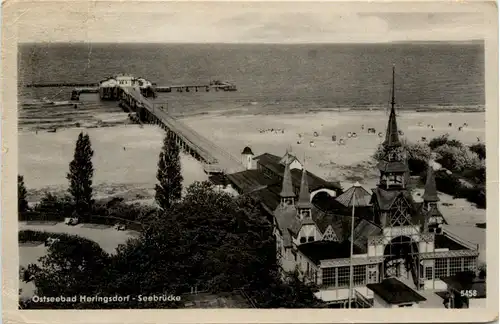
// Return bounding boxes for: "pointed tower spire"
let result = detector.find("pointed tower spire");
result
[297,156,312,218]
[297,167,312,209]
[423,161,439,202]
[280,159,295,205]
[383,65,401,148]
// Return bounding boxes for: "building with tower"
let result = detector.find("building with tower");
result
[210,67,481,307]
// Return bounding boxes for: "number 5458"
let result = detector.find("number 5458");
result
[460,290,477,297]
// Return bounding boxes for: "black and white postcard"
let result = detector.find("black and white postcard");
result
[2,1,498,323]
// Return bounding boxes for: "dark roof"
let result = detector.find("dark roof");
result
[367,278,427,304]
[423,165,439,202]
[280,160,295,197]
[313,210,367,242]
[377,160,408,173]
[350,219,382,252]
[297,240,364,265]
[434,234,470,251]
[383,104,402,148]
[225,170,275,193]
[241,146,254,155]
[441,273,486,298]
[297,168,313,209]
[209,174,228,186]
[371,187,415,211]
[249,183,283,212]
[274,204,297,247]
[254,153,342,192]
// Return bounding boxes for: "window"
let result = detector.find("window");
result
[449,257,463,276]
[337,266,350,288]
[368,268,378,283]
[464,257,477,272]
[425,267,433,280]
[300,237,306,244]
[308,236,314,242]
[353,265,367,286]
[322,267,336,286]
[435,259,448,278]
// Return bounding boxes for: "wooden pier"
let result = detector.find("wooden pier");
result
[119,86,244,174]
[25,80,237,100]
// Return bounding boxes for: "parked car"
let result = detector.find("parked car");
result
[64,217,79,226]
[114,224,126,231]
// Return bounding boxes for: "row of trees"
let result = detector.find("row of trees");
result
[21,130,321,308]
[18,130,184,222]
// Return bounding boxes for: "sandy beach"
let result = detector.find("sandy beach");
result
[19,108,485,230]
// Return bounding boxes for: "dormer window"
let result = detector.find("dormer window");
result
[307,236,314,242]
[300,237,306,244]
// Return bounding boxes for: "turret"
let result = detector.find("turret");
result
[297,167,312,219]
[377,66,409,190]
[241,146,255,170]
[422,160,446,233]
[280,159,295,206]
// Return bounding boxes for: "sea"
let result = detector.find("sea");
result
[18,42,485,114]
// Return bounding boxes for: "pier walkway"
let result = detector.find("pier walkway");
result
[121,86,244,174]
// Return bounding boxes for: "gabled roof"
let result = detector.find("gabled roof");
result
[321,225,339,242]
[225,170,275,193]
[253,153,342,192]
[279,151,300,166]
[289,216,316,237]
[434,233,471,251]
[367,278,426,304]
[349,219,382,253]
[336,183,372,207]
[371,187,415,210]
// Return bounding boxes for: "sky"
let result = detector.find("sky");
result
[6,1,494,43]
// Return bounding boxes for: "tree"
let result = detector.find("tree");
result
[155,131,183,209]
[24,182,321,309]
[18,175,29,214]
[469,142,486,160]
[428,134,463,150]
[67,132,94,217]
[26,235,110,309]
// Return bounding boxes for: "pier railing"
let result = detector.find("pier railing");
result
[122,86,243,173]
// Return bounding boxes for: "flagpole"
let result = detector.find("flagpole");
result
[348,189,356,308]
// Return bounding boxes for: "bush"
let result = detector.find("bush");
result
[19,230,54,243]
[428,134,463,150]
[469,142,486,160]
[372,141,430,175]
[32,193,75,220]
[406,142,431,175]
[434,145,483,173]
